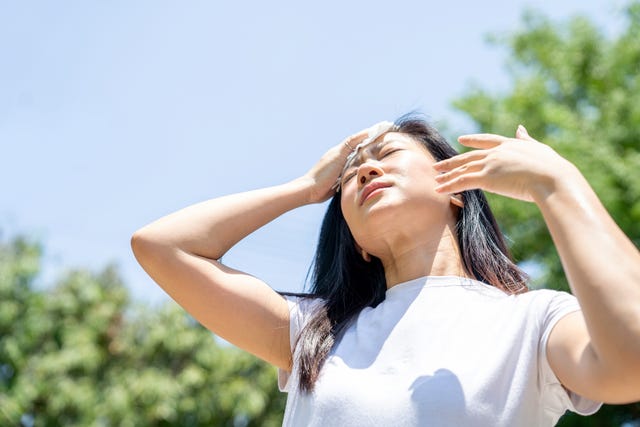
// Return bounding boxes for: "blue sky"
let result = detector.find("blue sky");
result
[1,0,626,304]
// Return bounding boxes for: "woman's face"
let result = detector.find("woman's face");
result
[339,132,457,254]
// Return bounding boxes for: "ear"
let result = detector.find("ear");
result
[450,193,464,208]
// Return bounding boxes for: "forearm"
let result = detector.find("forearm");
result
[132,129,364,262]
[535,165,640,366]
[133,177,314,260]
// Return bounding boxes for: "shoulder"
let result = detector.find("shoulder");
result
[456,282,581,333]
[514,288,579,317]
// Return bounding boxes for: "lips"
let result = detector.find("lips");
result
[359,181,392,205]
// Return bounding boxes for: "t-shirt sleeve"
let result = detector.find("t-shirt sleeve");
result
[537,290,602,416]
[277,295,324,392]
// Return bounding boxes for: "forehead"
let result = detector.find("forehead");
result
[343,132,425,169]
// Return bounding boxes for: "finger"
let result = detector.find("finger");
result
[433,150,488,173]
[457,133,509,149]
[434,172,484,194]
[515,124,538,142]
[434,160,485,184]
[342,129,370,150]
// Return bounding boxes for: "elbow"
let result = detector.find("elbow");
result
[130,229,144,256]
[130,227,160,264]
[131,225,182,265]
[131,229,147,262]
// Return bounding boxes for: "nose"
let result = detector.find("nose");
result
[357,162,384,187]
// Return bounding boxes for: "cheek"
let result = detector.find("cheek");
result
[409,156,439,182]
[394,161,435,189]
[340,190,355,221]
[340,187,364,236]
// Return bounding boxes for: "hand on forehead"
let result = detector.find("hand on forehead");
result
[345,121,398,164]
[332,121,398,192]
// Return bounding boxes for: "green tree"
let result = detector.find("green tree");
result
[0,235,286,426]
[453,2,640,425]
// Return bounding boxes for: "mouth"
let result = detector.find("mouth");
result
[359,181,392,205]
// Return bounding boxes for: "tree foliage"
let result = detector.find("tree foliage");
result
[453,2,640,425]
[0,235,285,426]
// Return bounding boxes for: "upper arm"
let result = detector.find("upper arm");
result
[131,235,292,371]
[547,311,639,403]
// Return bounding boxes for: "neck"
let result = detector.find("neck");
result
[378,224,471,289]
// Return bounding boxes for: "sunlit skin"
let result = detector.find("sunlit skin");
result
[132,122,640,405]
[339,132,469,289]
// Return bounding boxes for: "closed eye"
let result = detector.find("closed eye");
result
[379,148,401,159]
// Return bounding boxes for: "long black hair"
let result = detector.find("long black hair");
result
[288,115,527,392]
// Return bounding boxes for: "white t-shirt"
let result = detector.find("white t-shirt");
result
[278,276,601,426]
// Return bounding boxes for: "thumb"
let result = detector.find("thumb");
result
[516,124,536,141]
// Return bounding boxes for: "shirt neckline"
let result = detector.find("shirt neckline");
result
[385,275,482,297]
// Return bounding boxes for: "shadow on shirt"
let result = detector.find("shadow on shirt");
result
[410,369,466,421]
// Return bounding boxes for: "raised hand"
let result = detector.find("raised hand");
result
[433,125,577,203]
[303,129,369,204]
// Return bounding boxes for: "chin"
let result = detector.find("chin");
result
[360,197,401,218]
[356,198,407,233]
[363,197,450,230]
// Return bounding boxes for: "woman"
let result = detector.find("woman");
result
[131,116,640,426]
